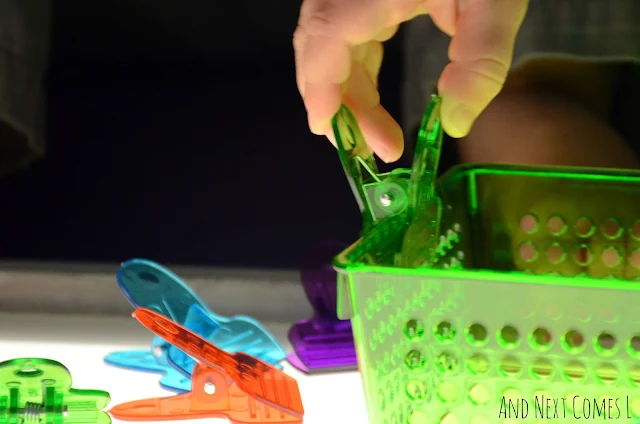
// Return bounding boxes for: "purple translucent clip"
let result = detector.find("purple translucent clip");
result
[287,240,358,373]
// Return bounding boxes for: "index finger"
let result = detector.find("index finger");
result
[294,0,395,134]
[436,0,529,138]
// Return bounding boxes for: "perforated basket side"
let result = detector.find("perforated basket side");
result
[343,269,640,424]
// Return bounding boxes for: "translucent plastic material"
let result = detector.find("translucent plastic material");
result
[287,240,357,373]
[332,96,640,423]
[104,259,286,392]
[332,95,443,267]
[167,303,286,380]
[0,358,111,424]
[110,308,304,424]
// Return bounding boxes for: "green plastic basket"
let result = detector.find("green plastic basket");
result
[331,97,640,423]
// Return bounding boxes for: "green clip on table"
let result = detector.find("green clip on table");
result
[331,95,640,424]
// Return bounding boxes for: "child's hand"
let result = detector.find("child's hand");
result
[293,0,528,162]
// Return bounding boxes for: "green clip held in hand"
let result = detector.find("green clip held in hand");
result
[331,95,444,267]
[0,358,111,424]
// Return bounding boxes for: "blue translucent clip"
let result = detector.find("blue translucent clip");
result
[104,259,287,392]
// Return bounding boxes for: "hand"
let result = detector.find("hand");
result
[294,0,529,162]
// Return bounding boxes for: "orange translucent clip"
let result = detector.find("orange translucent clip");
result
[110,308,305,424]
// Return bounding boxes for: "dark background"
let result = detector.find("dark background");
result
[0,0,405,269]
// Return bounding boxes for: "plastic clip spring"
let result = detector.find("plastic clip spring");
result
[0,358,111,424]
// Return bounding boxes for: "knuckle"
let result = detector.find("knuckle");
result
[468,57,510,94]
[301,0,341,37]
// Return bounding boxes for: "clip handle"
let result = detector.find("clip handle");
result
[133,308,304,417]
[332,96,444,267]
[332,106,382,231]
[408,95,443,207]
[399,95,444,267]
[110,364,302,424]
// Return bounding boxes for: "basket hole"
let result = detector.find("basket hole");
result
[437,382,459,404]
[466,324,488,346]
[629,250,640,269]
[405,379,427,401]
[518,242,538,262]
[404,350,427,371]
[545,244,565,264]
[563,360,586,381]
[631,367,640,386]
[596,332,617,353]
[563,330,584,351]
[630,397,640,418]
[404,319,425,341]
[530,328,552,349]
[499,356,521,377]
[531,358,553,379]
[520,214,538,234]
[631,220,640,241]
[574,245,592,266]
[435,352,458,373]
[602,219,622,239]
[596,363,619,384]
[440,412,459,424]
[468,384,490,405]
[547,215,567,235]
[466,354,489,375]
[407,410,428,424]
[575,217,595,238]
[434,321,456,343]
[630,336,640,356]
[499,325,520,348]
[601,246,622,268]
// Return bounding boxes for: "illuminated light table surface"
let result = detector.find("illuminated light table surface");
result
[0,312,367,424]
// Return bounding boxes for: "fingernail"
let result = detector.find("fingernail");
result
[377,146,395,163]
[309,116,329,136]
[446,104,476,138]
[309,118,322,135]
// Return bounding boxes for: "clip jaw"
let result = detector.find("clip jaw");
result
[287,241,357,374]
[104,259,208,391]
[110,308,304,424]
[167,303,286,382]
[399,96,444,267]
[0,358,111,424]
[105,259,286,392]
[332,96,444,267]
[333,107,410,233]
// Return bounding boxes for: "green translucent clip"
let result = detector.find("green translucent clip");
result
[399,96,444,267]
[331,95,444,267]
[0,358,111,424]
[333,106,410,234]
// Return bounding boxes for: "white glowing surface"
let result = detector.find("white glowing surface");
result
[0,312,367,424]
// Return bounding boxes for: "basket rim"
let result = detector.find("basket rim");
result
[334,163,640,292]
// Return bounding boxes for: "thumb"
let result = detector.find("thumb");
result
[436,0,529,138]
